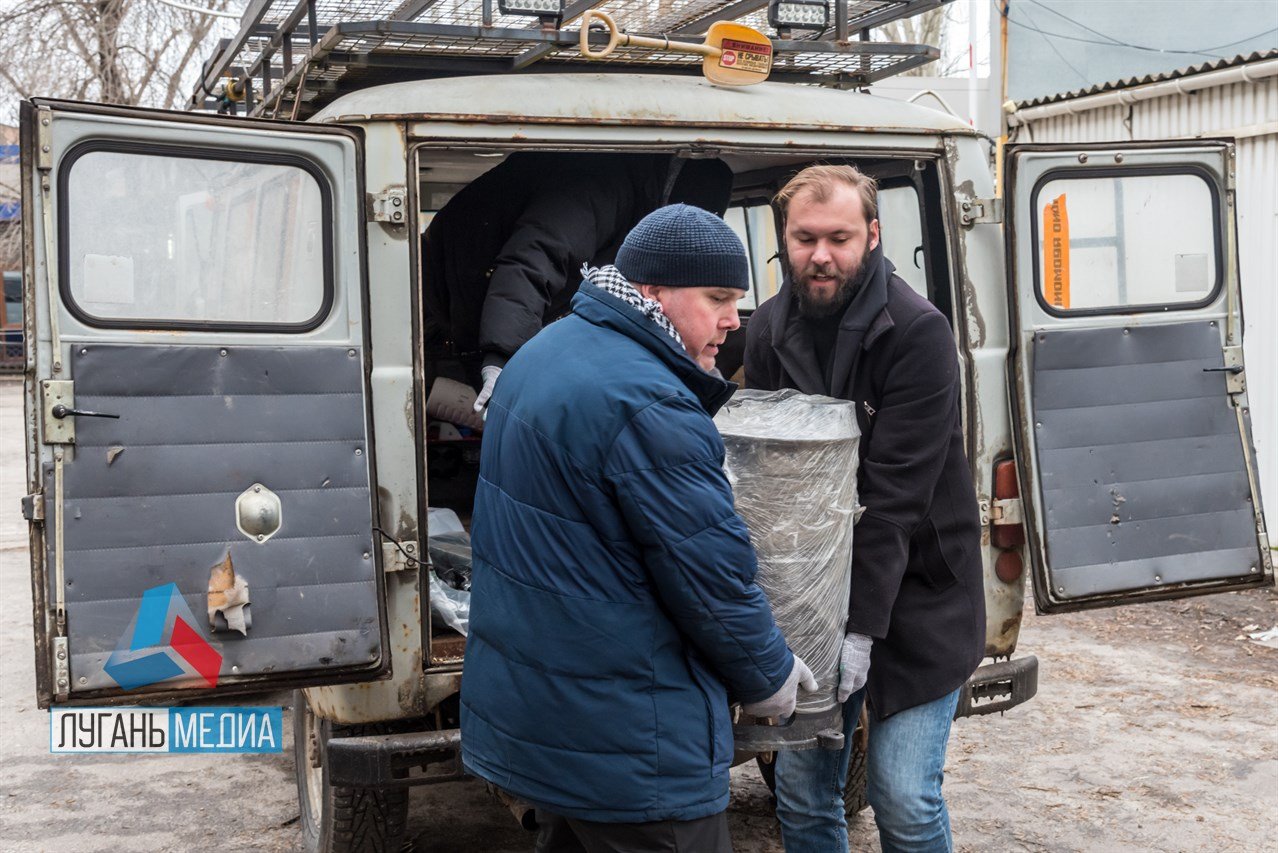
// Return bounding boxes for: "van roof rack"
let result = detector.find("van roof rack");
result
[190,0,948,119]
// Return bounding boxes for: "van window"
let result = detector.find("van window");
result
[2,271,20,328]
[877,183,928,299]
[726,202,783,311]
[1032,171,1220,313]
[62,147,331,329]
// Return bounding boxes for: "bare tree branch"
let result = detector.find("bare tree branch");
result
[161,17,219,109]
[879,6,966,77]
[0,64,33,102]
[0,0,238,124]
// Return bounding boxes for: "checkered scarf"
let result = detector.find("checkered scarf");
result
[581,264,684,350]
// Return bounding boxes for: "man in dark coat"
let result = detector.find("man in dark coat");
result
[744,165,984,852]
[421,152,733,410]
[461,205,817,852]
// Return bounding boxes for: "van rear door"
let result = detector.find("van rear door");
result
[21,99,388,706]
[1005,141,1272,613]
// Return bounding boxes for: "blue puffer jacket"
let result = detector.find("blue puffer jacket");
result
[460,280,794,823]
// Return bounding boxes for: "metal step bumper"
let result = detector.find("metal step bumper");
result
[955,655,1039,718]
[327,728,463,788]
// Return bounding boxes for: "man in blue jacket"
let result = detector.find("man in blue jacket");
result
[461,204,816,852]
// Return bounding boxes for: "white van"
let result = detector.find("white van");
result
[18,4,1271,850]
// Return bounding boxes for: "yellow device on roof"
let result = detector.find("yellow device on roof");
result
[579,10,773,86]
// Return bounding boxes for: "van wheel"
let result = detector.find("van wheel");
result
[293,690,409,853]
[755,708,869,818]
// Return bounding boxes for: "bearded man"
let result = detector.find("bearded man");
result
[744,165,984,853]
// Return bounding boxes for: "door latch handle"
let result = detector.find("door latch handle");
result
[51,404,120,420]
[1202,365,1243,375]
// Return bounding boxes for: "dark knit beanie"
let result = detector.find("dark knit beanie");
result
[615,204,750,290]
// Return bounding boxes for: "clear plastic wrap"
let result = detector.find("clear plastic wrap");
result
[427,507,472,635]
[714,389,860,714]
[429,573,471,636]
[429,532,473,591]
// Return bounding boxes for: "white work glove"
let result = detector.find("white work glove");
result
[837,632,873,703]
[741,654,819,720]
[473,365,502,413]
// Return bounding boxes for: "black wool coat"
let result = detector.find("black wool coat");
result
[421,152,676,366]
[744,248,985,719]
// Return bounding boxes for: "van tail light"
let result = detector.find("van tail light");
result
[991,458,1026,551]
[995,550,1024,583]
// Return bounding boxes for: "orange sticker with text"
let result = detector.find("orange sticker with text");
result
[1042,194,1071,309]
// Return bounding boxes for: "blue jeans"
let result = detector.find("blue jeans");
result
[774,687,961,853]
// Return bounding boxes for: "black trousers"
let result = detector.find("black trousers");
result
[534,809,732,853]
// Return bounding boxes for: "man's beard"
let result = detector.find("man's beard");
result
[785,246,872,319]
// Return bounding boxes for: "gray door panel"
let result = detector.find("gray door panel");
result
[1044,470,1254,531]
[46,343,381,695]
[1032,323,1259,599]
[55,442,371,497]
[1048,550,1261,599]
[1038,437,1247,490]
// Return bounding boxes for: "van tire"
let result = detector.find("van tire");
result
[293,690,409,853]
[754,710,870,818]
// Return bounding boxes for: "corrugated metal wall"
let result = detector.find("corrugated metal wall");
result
[1019,74,1277,533]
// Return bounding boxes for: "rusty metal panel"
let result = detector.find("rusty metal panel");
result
[312,73,973,134]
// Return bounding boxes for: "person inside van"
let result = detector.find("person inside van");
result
[460,204,816,853]
[420,152,733,413]
[745,165,985,853]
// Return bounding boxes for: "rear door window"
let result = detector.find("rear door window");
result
[1032,171,1220,314]
[62,146,331,330]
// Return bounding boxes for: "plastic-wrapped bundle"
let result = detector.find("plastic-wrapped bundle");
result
[714,389,859,714]
[427,507,472,635]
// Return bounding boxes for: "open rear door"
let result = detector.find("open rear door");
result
[21,99,388,706]
[1005,141,1272,613]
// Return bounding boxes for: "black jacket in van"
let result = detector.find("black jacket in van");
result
[421,152,729,369]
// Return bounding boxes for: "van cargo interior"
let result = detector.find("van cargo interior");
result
[415,146,953,665]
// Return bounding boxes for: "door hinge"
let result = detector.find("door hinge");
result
[370,187,407,224]
[381,539,418,573]
[41,380,76,445]
[1222,346,1245,395]
[21,493,44,522]
[959,197,1003,227]
[36,107,53,171]
[979,497,1024,526]
[53,636,70,700]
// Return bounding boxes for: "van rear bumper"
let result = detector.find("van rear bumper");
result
[954,655,1038,718]
[327,728,463,788]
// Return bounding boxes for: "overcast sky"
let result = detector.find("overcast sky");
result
[1006,0,1278,101]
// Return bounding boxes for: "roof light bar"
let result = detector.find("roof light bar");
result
[497,0,565,19]
[768,0,830,32]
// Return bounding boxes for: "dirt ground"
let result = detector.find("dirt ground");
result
[1,375,1274,852]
